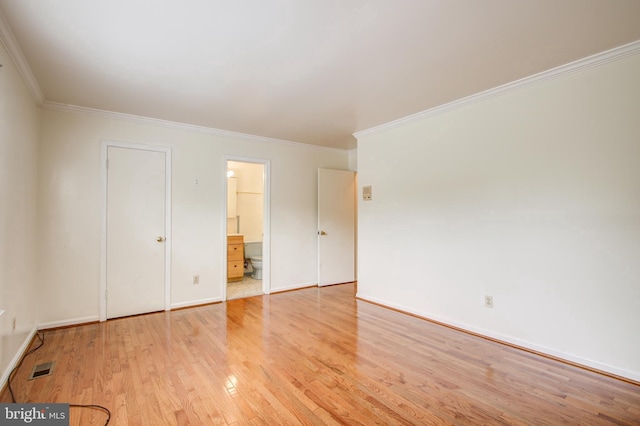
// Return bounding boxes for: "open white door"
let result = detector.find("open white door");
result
[106,146,168,318]
[318,168,355,286]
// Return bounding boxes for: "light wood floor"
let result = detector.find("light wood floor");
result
[2,283,639,425]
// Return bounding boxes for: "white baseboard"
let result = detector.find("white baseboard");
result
[171,298,222,310]
[0,326,38,391]
[37,316,100,330]
[356,293,640,383]
[271,281,317,294]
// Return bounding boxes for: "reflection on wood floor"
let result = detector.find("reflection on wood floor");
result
[2,283,639,425]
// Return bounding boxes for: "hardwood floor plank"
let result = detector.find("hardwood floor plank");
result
[2,283,639,425]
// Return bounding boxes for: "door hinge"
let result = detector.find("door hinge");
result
[106,158,109,169]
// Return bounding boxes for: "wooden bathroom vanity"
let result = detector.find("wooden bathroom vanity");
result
[227,234,244,282]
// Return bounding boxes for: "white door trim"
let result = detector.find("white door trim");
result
[222,155,271,300]
[100,140,172,321]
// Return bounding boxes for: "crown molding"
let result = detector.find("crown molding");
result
[354,39,640,139]
[0,9,44,104]
[42,101,346,153]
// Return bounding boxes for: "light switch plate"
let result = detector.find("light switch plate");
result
[363,185,372,201]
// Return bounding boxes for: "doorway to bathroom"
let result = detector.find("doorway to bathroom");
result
[224,157,270,300]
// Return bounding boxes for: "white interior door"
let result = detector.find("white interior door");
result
[318,168,355,286]
[106,146,167,318]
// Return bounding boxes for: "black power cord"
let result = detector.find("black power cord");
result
[70,404,111,425]
[7,332,44,403]
[7,331,111,426]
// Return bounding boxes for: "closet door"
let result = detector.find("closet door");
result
[318,168,356,286]
[106,146,167,318]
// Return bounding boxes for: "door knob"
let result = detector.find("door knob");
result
[157,236,165,242]
[319,231,327,236]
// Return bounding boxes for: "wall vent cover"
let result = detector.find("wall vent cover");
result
[28,362,55,380]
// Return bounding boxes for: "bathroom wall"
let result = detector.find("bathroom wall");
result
[356,50,640,380]
[226,176,238,234]
[228,161,264,243]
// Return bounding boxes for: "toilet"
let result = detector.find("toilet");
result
[250,256,262,280]
[244,241,263,280]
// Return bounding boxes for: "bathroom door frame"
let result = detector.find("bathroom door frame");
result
[222,155,270,300]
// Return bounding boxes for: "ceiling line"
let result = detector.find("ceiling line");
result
[42,101,348,152]
[0,9,43,104]
[354,39,640,139]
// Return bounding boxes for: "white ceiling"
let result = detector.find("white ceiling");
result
[1,1,640,150]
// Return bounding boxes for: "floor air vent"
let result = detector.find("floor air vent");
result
[28,362,55,380]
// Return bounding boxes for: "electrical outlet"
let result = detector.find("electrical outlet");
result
[193,275,199,285]
[12,317,16,332]
[484,296,494,309]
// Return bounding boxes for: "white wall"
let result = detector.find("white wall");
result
[0,41,40,381]
[37,107,348,326]
[348,148,357,171]
[356,52,640,380]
